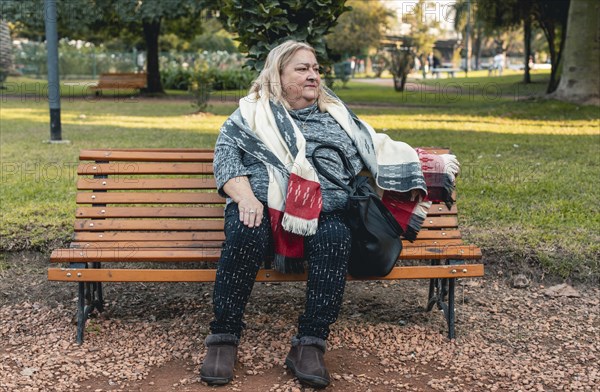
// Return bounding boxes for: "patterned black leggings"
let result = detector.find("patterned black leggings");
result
[209,203,351,340]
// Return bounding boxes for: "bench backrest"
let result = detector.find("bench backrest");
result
[73,148,465,255]
[96,73,147,88]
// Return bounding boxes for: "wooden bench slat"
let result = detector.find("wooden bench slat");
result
[77,178,217,190]
[82,148,215,153]
[429,204,457,215]
[73,216,457,231]
[417,148,450,154]
[79,150,214,162]
[91,73,146,91]
[72,232,225,241]
[76,207,225,218]
[73,231,226,241]
[50,245,481,263]
[75,194,455,214]
[48,264,484,282]
[71,229,461,242]
[76,192,224,205]
[77,163,215,175]
[422,216,457,228]
[68,238,464,249]
[70,241,225,249]
[95,83,145,88]
[74,219,225,231]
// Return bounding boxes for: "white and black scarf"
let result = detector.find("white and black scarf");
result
[218,88,458,272]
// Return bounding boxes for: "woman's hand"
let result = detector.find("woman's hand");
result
[237,196,264,228]
[222,176,264,228]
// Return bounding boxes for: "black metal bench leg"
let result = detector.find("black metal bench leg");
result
[447,277,456,339]
[76,282,86,344]
[424,262,457,339]
[94,282,104,312]
[427,278,436,311]
[71,262,105,344]
[77,282,102,345]
[91,262,104,312]
[426,259,441,311]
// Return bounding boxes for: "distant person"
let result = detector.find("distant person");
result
[493,52,505,76]
[431,56,441,78]
[427,52,434,69]
[422,52,432,79]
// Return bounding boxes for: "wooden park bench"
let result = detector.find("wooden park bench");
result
[90,72,147,95]
[431,68,463,78]
[48,148,484,344]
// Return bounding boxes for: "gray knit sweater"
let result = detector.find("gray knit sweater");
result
[213,102,365,212]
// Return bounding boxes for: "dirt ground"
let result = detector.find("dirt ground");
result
[0,251,598,392]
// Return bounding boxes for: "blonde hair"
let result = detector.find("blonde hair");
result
[249,40,331,109]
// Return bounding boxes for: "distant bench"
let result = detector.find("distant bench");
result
[90,73,147,95]
[48,148,484,344]
[431,68,463,78]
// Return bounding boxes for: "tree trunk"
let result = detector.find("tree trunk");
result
[474,25,483,70]
[523,17,532,84]
[142,19,164,94]
[539,22,559,93]
[0,19,12,84]
[552,0,600,105]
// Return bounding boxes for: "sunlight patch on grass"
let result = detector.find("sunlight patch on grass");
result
[359,113,597,135]
[2,105,226,132]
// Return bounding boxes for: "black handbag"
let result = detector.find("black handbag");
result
[311,144,403,278]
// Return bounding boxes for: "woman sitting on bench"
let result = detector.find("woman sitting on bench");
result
[200,40,433,388]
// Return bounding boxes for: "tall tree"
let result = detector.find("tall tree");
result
[475,0,569,92]
[453,0,486,71]
[217,0,350,70]
[2,0,206,94]
[532,0,570,93]
[325,0,393,59]
[402,0,439,66]
[552,0,600,105]
[0,19,12,86]
[88,1,205,94]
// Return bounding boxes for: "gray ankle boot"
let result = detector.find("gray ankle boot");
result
[200,333,239,385]
[285,336,330,389]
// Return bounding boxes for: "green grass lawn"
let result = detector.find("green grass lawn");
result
[1,75,599,282]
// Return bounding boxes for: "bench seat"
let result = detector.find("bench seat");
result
[431,68,463,78]
[49,148,483,343]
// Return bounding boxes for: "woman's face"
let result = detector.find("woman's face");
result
[280,49,320,109]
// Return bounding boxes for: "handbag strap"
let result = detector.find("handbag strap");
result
[312,144,403,236]
[311,144,356,194]
[312,144,404,236]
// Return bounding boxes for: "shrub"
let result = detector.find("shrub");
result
[190,61,214,112]
[160,61,194,90]
[209,68,256,91]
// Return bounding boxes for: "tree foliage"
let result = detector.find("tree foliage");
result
[452,0,487,72]
[401,0,439,58]
[325,0,393,58]
[2,0,207,93]
[473,0,570,92]
[217,0,350,70]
